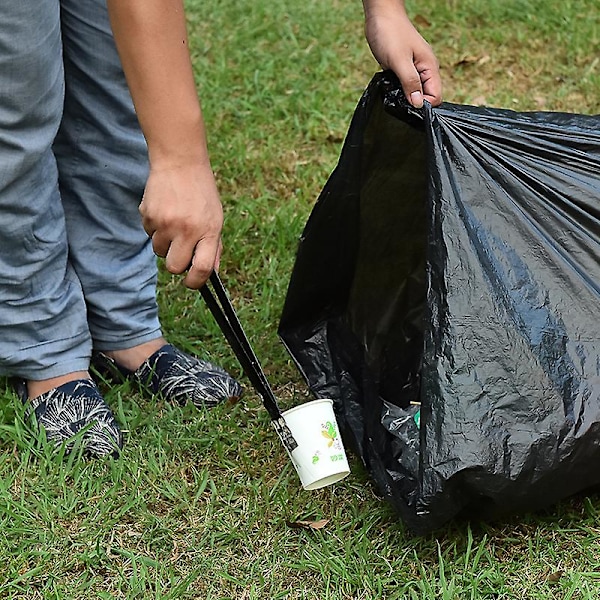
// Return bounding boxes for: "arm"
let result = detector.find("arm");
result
[107,0,221,289]
[362,0,442,107]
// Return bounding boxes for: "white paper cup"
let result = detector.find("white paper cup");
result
[282,399,350,490]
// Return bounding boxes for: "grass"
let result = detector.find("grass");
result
[1,0,599,598]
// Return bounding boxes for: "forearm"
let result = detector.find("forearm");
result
[106,0,209,169]
[362,0,408,19]
[107,0,223,288]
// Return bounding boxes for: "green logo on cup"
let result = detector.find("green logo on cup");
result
[321,421,337,446]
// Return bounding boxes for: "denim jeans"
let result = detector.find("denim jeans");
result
[0,0,161,379]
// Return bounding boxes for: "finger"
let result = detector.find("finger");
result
[164,237,197,275]
[151,231,172,259]
[392,62,424,108]
[421,69,443,107]
[214,239,223,272]
[183,236,220,289]
[138,199,156,237]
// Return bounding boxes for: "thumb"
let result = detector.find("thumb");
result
[393,63,425,108]
[408,89,424,109]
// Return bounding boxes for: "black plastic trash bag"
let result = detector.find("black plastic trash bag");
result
[278,71,600,535]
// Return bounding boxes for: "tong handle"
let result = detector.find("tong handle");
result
[199,273,299,452]
[200,273,280,421]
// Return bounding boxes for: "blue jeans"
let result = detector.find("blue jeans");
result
[0,0,162,380]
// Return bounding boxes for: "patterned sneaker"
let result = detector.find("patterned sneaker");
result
[94,344,243,409]
[23,379,122,457]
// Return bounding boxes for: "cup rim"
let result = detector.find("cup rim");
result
[281,398,333,418]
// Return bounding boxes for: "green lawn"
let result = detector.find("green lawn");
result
[1,0,599,598]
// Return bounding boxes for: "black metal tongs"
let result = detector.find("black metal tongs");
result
[199,272,298,452]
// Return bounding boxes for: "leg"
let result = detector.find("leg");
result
[54,0,163,353]
[0,2,121,455]
[0,0,92,383]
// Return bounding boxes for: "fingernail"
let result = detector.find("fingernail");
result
[410,91,424,108]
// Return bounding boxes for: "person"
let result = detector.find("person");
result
[0,0,441,458]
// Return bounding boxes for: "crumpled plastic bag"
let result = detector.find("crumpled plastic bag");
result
[278,71,600,534]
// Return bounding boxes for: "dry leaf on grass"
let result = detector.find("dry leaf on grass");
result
[547,570,564,583]
[454,54,491,67]
[286,519,330,530]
